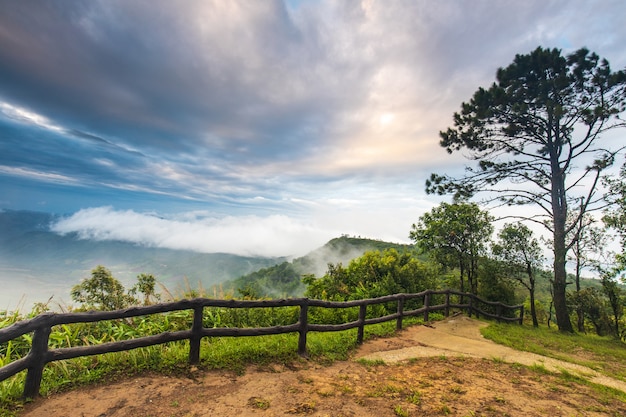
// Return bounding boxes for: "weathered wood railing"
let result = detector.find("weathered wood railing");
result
[0,290,523,398]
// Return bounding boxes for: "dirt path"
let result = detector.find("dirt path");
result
[20,317,626,417]
[358,316,626,393]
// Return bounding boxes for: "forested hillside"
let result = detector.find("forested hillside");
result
[224,236,415,298]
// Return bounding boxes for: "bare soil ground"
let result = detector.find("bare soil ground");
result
[20,317,626,417]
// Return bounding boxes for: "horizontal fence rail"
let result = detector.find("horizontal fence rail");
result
[0,290,523,398]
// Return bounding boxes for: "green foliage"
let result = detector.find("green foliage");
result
[410,202,493,295]
[129,273,160,305]
[321,235,415,254]
[71,265,135,311]
[492,223,544,326]
[600,276,625,339]
[429,46,626,333]
[232,262,305,299]
[481,322,626,382]
[522,298,550,326]
[208,305,299,328]
[568,287,615,336]
[604,160,626,253]
[70,267,168,311]
[305,249,438,301]
[303,249,440,322]
[604,159,626,288]
[476,258,519,314]
[227,235,417,299]
[492,223,544,275]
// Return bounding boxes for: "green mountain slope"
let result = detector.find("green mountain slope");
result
[226,236,416,298]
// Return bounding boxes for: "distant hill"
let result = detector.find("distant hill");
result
[0,210,284,309]
[225,236,416,298]
[0,211,414,310]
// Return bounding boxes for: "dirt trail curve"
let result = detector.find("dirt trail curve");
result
[20,316,626,417]
[358,315,626,393]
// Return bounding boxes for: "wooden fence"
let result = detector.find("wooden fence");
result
[0,289,523,398]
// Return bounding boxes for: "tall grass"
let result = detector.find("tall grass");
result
[0,302,412,416]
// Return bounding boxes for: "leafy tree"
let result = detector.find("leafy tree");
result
[304,249,438,303]
[601,159,626,340]
[129,273,160,305]
[566,287,612,335]
[604,159,626,278]
[71,265,134,311]
[600,275,624,339]
[492,223,544,327]
[476,258,518,311]
[427,47,626,332]
[567,209,606,331]
[409,202,493,295]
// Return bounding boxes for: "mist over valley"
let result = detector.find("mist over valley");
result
[0,210,407,310]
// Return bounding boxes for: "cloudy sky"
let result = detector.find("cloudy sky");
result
[1,0,625,257]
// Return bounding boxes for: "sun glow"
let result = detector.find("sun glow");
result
[378,112,395,126]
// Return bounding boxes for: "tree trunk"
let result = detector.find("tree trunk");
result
[529,288,538,327]
[577,309,585,333]
[527,267,539,328]
[470,255,479,295]
[575,208,585,333]
[459,255,465,293]
[551,164,574,333]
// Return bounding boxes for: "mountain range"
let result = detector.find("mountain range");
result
[0,210,412,311]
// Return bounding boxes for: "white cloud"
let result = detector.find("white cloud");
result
[0,165,80,185]
[0,101,64,132]
[49,198,436,258]
[50,207,334,258]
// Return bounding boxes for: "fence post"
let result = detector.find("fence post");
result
[23,325,51,398]
[357,304,367,344]
[423,292,430,322]
[298,299,309,357]
[396,296,404,331]
[445,291,450,317]
[189,305,204,364]
[518,305,525,325]
[467,295,473,318]
[496,304,502,323]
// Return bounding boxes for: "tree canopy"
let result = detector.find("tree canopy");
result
[304,248,438,302]
[604,159,626,278]
[410,202,493,296]
[428,46,626,332]
[71,266,160,310]
[71,265,133,311]
[493,223,544,327]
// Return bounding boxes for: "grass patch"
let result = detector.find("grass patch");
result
[481,322,626,381]
[356,358,386,367]
[248,396,270,410]
[394,404,409,417]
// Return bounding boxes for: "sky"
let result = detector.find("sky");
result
[1,0,625,258]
